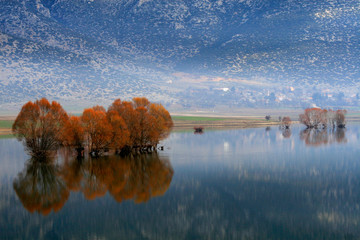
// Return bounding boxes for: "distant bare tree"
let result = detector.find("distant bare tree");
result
[299,108,346,129]
[335,110,347,128]
[281,116,292,129]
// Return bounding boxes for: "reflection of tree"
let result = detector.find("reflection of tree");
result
[300,128,347,146]
[282,129,292,138]
[60,152,174,204]
[109,153,174,203]
[13,158,69,215]
[14,152,173,214]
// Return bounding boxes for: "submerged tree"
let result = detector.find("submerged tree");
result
[14,97,173,157]
[81,106,112,156]
[108,98,173,152]
[281,116,292,129]
[106,110,130,153]
[299,108,347,129]
[326,109,347,128]
[12,98,68,157]
[335,109,347,128]
[299,108,327,129]
[62,116,86,157]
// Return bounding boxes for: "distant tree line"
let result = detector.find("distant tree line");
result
[299,108,346,129]
[12,97,173,158]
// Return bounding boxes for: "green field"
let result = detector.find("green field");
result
[0,134,14,139]
[171,116,226,121]
[171,115,274,122]
[0,120,13,129]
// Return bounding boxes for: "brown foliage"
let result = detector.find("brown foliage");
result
[281,116,292,129]
[81,107,112,155]
[299,108,327,129]
[62,116,85,148]
[12,98,68,156]
[107,110,130,151]
[299,108,347,129]
[108,98,173,149]
[14,97,173,157]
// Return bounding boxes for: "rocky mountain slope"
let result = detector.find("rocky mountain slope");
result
[0,0,359,111]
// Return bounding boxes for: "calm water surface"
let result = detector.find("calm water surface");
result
[1,124,360,239]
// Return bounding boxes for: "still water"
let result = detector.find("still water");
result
[1,124,360,239]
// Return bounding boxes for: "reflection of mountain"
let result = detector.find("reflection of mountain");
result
[13,158,69,215]
[300,128,346,146]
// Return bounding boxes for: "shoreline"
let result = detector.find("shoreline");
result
[0,116,283,136]
[172,117,282,130]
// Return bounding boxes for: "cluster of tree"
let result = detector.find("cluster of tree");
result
[13,153,173,215]
[299,108,346,129]
[12,98,173,157]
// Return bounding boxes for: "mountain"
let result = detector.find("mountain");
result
[0,0,359,112]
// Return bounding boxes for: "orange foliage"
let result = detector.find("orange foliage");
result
[107,98,173,149]
[107,110,130,151]
[81,107,112,154]
[109,99,140,147]
[62,116,85,148]
[133,97,150,108]
[149,103,173,141]
[14,97,173,157]
[12,98,68,156]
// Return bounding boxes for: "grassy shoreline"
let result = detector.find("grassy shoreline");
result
[0,120,13,136]
[0,116,281,136]
[171,115,282,130]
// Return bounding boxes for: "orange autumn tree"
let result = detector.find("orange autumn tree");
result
[12,98,68,157]
[62,116,86,156]
[108,99,138,148]
[149,103,173,143]
[106,110,130,153]
[14,97,173,157]
[108,98,173,150]
[81,106,112,156]
[134,106,157,147]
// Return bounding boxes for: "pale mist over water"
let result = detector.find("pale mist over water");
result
[1,124,360,239]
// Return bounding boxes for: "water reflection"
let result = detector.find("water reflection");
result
[4,126,360,239]
[13,158,69,215]
[14,152,173,215]
[300,128,347,146]
[282,128,291,138]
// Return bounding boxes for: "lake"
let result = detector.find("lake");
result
[1,124,360,239]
